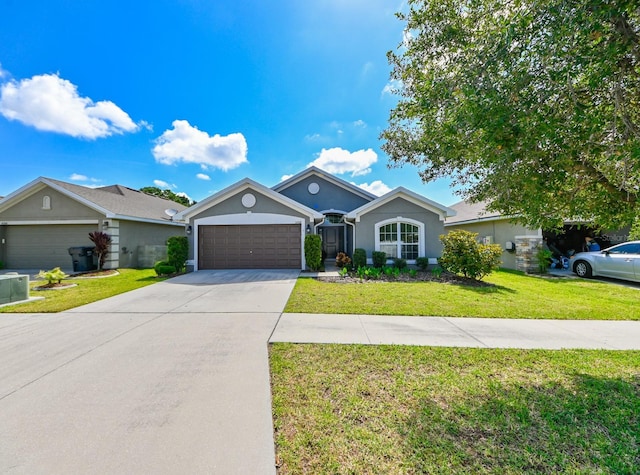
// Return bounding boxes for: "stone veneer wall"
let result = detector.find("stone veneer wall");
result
[515,235,543,273]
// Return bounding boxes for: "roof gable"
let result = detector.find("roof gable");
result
[272,166,377,202]
[346,187,456,222]
[175,177,324,221]
[0,177,187,225]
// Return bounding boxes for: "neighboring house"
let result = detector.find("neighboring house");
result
[0,178,187,270]
[445,200,539,271]
[175,167,455,271]
[445,200,631,272]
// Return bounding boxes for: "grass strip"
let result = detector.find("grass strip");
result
[271,344,640,474]
[284,269,640,320]
[0,269,165,313]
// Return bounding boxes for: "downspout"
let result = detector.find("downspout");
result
[313,218,326,235]
[344,217,356,256]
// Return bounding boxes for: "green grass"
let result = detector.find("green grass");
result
[271,344,640,474]
[284,269,640,320]
[0,269,165,313]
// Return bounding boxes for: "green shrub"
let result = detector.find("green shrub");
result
[535,246,553,274]
[356,266,382,280]
[353,248,367,269]
[304,234,323,271]
[338,267,349,277]
[372,251,387,268]
[393,257,407,269]
[383,266,400,278]
[154,260,176,276]
[167,236,188,273]
[439,230,502,281]
[335,252,352,269]
[37,267,68,284]
[629,216,640,240]
[0,260,4,269]
[416,257,430,271]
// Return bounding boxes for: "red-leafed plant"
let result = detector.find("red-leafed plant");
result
[89,231,112,270]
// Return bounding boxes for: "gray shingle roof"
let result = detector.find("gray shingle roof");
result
[445,199,503,224]
[45,178,187,222]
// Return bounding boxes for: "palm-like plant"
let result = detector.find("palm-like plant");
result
[88,231,112,270]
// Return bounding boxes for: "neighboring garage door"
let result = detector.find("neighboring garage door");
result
[5,224,97,269]
[198,224,301,269]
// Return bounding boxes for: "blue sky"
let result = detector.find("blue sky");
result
[0,0,457,205]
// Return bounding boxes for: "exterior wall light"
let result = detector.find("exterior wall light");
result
[186,225,193,235]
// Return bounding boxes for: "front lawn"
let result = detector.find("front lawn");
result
[0,269,165,313]
[284,269,640,320]
[271,344,640,474]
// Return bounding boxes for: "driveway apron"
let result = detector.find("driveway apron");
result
[0,269,299,475]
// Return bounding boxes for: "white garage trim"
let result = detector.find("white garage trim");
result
[193,213,307,271]
[0,220,100,225]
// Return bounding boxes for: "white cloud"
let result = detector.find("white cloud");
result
[152,120,248,171]
[353,119,366,128]
[70,173,100,183]
[0,63,7,79]
[153,179,176,189]
[354,180,392,196]
[308,147,377,177]
[382,79,403,96]
[176,191,194,203]
[0,73,140,139]
[281,174,294,182]
[304,133,322,142]
[196,173,211,181]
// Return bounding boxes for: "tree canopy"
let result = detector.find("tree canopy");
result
[140,186,195,207]
[381,0,640,230]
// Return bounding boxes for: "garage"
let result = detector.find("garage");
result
[4,224,97,269]
[198,224,302,269]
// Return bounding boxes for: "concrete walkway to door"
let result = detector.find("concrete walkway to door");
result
[0,269,298,475]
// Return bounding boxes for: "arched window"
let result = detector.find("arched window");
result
[375,218,423,260]
[42,195,51,210]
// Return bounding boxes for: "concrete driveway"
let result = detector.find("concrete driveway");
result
[0,269,298,475]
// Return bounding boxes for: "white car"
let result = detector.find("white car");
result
[572,240,640,283]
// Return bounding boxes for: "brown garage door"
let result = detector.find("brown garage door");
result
[198,224,301,269]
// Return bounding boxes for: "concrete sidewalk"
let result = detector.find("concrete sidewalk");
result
[271,313,640,350]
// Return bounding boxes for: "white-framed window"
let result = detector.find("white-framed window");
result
[375,218,424,260]
[42,195,51,210]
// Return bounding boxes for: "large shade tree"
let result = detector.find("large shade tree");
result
[140,186,195,207]
[381,0,640,230]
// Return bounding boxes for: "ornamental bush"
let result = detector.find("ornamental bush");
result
[305,234,323,271]
[37,267,68,284]
[416,257,430,271]
[167,236,189,273]
[335,252,352,269]
[154,260,176,276]
[372,251,387,268]
[353,248,367,269]
[439,230,502,281]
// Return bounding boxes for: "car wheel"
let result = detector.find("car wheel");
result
[574,260,592,278]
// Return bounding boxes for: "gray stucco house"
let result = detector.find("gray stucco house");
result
[175,167,455,271]
[0,177,187,270]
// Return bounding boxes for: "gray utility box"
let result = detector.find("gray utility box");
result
[0,274,29,305]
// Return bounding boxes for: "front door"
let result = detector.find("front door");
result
[320,226,344,258]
